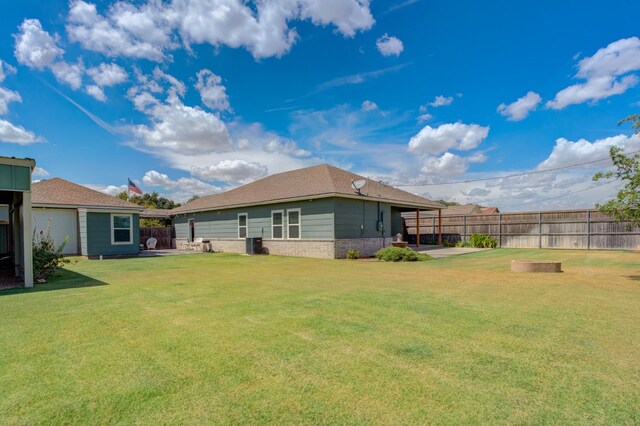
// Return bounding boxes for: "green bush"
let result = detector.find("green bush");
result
[33,220,70,283]
[375,246,432,262]
[467,233,498,248]
[346,248,360,259]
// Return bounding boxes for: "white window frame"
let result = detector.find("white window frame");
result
[271,210,285,239]
[237,213,248,239]
[111,213,133,245]
[287,208,301,240]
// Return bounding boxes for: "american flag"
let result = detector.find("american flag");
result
[128,178,143,195]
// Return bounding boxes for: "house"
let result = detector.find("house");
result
[170,164,443,258]
[32,178,143,257]
[1,156,35,287]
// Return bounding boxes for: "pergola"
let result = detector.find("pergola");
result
[0,156,35,288]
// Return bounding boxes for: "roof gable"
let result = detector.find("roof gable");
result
[32,178,142,210]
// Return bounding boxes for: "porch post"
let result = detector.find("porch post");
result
[22,192,33,288]
[438,209,443,246]
[415,209,420,247]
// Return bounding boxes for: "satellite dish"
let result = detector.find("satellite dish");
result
[351,179,366,194]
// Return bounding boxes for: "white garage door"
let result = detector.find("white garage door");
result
[33,208,79,255]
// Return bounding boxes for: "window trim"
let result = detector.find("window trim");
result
[237,213,248,239]
[287,208,301,240]
[271,209,285,240]
[111,213,133,245]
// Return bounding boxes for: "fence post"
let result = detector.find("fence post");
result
[498,213,502,248]
[463,215,467,243]
[538,211,542,249]
[586,209,591,250]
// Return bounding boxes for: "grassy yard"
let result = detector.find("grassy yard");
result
[1,249,639,424]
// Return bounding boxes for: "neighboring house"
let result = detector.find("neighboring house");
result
[32,178,143,257]
[170,164,443,258]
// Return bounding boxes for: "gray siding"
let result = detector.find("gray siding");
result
[334,198,391,239]
[86,212,140,256]
[174,199,335,240]
[391,208,404,236]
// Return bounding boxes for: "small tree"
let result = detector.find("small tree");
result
[33,219,70,283]
[593,115,640,227]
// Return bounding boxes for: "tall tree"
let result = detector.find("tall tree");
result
[592,115,640,226]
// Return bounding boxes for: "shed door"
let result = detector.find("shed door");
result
[33,208,78,255]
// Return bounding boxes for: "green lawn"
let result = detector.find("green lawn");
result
[1,249,639,424]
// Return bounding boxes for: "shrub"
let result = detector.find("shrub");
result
[467,233,498,248]
[375,246,432,262]
[346,248,360,259]
[33,219,70,283]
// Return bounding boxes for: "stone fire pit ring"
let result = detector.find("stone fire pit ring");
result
[511,260,562,273]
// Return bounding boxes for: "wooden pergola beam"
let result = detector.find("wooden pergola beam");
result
[438,209,442,246]
[416,209,420,247]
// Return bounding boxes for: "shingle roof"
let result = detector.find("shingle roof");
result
[172,164,443,214]
[141,208,173,218]
[32,178,142,210]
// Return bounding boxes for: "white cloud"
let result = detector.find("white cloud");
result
[420,152,468,175]
[125,68,232,155]
[463,187,490,197]
[537,134,640,169]
[50,60,85,90]
[263,138,311,157]
[0,87,22,115]
[152,67,186,97]
[66,0,373,61]
[361,100,378,111]
[14,19,64,69]
[547,75,638,110]
[85,84,106,102]
[417,113,432,122]
[0,59,17,83]
[67,0,173,61]
[195,69,231,112]
[376,34,404,56]
[497,91,542,121]
[547,37,640,109]
[0,119,44,144]
[131,97,232,155]
[142,170,221,200]
[33,167,50,177]
[430,95,454,107]
[190,160,268,183]
[87,62,128,87]
[408,122,490,154]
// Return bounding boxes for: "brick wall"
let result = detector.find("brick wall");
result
[176,237,394,259]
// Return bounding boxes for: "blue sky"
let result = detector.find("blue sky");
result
[1,0,639,210]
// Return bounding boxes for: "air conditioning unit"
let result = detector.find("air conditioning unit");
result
[246,237,263,255]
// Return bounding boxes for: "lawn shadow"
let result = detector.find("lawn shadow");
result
[0,268,108,296]
[625,275,640,281]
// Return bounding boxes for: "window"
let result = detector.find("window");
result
[272,210,284,239]
[287,209,301,239]
[238,213,248,239]
[111,214,132,244]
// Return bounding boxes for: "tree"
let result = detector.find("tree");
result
[116,191,181,210]
[186,195,200,203]
[592,115,640,226]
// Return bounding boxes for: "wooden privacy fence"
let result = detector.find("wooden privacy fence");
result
[140,227,175,249]
[404,209,640,250]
